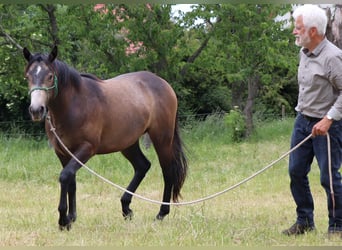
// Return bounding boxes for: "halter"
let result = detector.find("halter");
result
[28,74,58,98]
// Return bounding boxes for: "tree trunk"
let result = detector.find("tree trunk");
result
[326,5,342,49]
[243,75,260,137]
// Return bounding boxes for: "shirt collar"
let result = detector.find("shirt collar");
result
[302,37,328,57]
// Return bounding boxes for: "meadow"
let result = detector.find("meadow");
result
[0,116,341,246]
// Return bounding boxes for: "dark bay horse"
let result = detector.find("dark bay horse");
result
[23,46,188,230]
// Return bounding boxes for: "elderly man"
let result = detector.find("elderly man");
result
[283,4,342,237]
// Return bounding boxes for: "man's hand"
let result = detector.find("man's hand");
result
[312,116,333,136]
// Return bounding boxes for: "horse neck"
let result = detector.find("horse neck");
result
[47,67,81,120]
[47,62,103,123]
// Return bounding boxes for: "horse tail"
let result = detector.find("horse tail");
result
[171,115,188,202]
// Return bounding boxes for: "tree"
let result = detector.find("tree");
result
[0,5,42,121]
[179,4,297,135]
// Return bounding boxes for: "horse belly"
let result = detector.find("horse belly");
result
[96,114,149,154]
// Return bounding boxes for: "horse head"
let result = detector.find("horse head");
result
[23,46,58,122]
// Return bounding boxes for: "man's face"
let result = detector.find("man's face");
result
[293,15,311,47]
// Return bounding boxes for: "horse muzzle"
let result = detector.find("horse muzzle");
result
[29,90,48,122]
[29,104,47,122]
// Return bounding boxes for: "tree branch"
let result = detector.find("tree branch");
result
[180,15,222,78]
[0,24,23,50]
[39,4,59,45]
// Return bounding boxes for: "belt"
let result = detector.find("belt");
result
[300,113,321,122]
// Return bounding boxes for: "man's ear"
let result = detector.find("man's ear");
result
[309,27,317,37]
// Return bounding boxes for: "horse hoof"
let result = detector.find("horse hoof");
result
[155,214,165,221]
[68,213,77,223]
[59,222,72,231]
[123,210,133,220]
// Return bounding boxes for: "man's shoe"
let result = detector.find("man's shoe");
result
[282,222,315,236]
[328,226,342,238]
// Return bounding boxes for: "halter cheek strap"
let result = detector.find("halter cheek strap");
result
[29,74,58,98]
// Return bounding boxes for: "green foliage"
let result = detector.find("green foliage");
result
[224,106,246,142]
[0,3,300,136]
[182,113,229,144]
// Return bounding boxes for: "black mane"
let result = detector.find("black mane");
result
[80,73,102,81]
[54,60,105,99]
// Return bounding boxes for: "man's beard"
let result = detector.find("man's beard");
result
[295,31,311,47]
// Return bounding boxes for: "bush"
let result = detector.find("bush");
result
[224,107,246,142]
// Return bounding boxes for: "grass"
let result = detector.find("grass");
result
[0,116,341,246]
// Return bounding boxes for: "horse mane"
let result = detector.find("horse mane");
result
[52,59,105,98]
[53,60,82,87]
[80,73,102,81]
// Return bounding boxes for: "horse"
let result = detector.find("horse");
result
[23,46,188,230]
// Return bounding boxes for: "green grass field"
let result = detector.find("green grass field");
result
[0,117,341,246]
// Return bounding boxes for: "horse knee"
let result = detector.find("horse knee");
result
[59,168,75,185]
[133,161,151,179]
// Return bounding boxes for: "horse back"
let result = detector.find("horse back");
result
[96,71,177,152]
[103,71,177,114]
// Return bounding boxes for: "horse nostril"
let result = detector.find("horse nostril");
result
[39,106,45,114]
[29,105,46,121]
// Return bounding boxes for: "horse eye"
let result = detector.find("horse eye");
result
[48,74,53,81]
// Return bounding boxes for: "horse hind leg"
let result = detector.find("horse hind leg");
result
[120,141,151,219]
[152,122,188,220]
[156,163,173,220]
[147,137,174,220]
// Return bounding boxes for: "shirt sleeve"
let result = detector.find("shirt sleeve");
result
[327,54,342,121]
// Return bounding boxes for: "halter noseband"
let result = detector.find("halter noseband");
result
[28,74,58,98]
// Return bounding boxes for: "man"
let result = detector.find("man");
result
[283,4,342,236]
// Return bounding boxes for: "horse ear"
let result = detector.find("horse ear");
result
[48,45,58,62]
[23,47,32,62]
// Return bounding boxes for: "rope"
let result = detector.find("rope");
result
[47,115,314,206]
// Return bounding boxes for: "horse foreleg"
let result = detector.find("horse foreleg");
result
[67,180,77,223]
[57,144,92,230]
[59,166,79,230]
[58,179,70,230]
[120,142,151,220]
[58,176,77,230]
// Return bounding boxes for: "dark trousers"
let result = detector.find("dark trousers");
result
[289,113,342,229]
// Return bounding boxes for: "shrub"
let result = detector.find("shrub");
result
[224,106,246,142]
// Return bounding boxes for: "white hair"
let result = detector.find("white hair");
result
[292,4,328,35]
